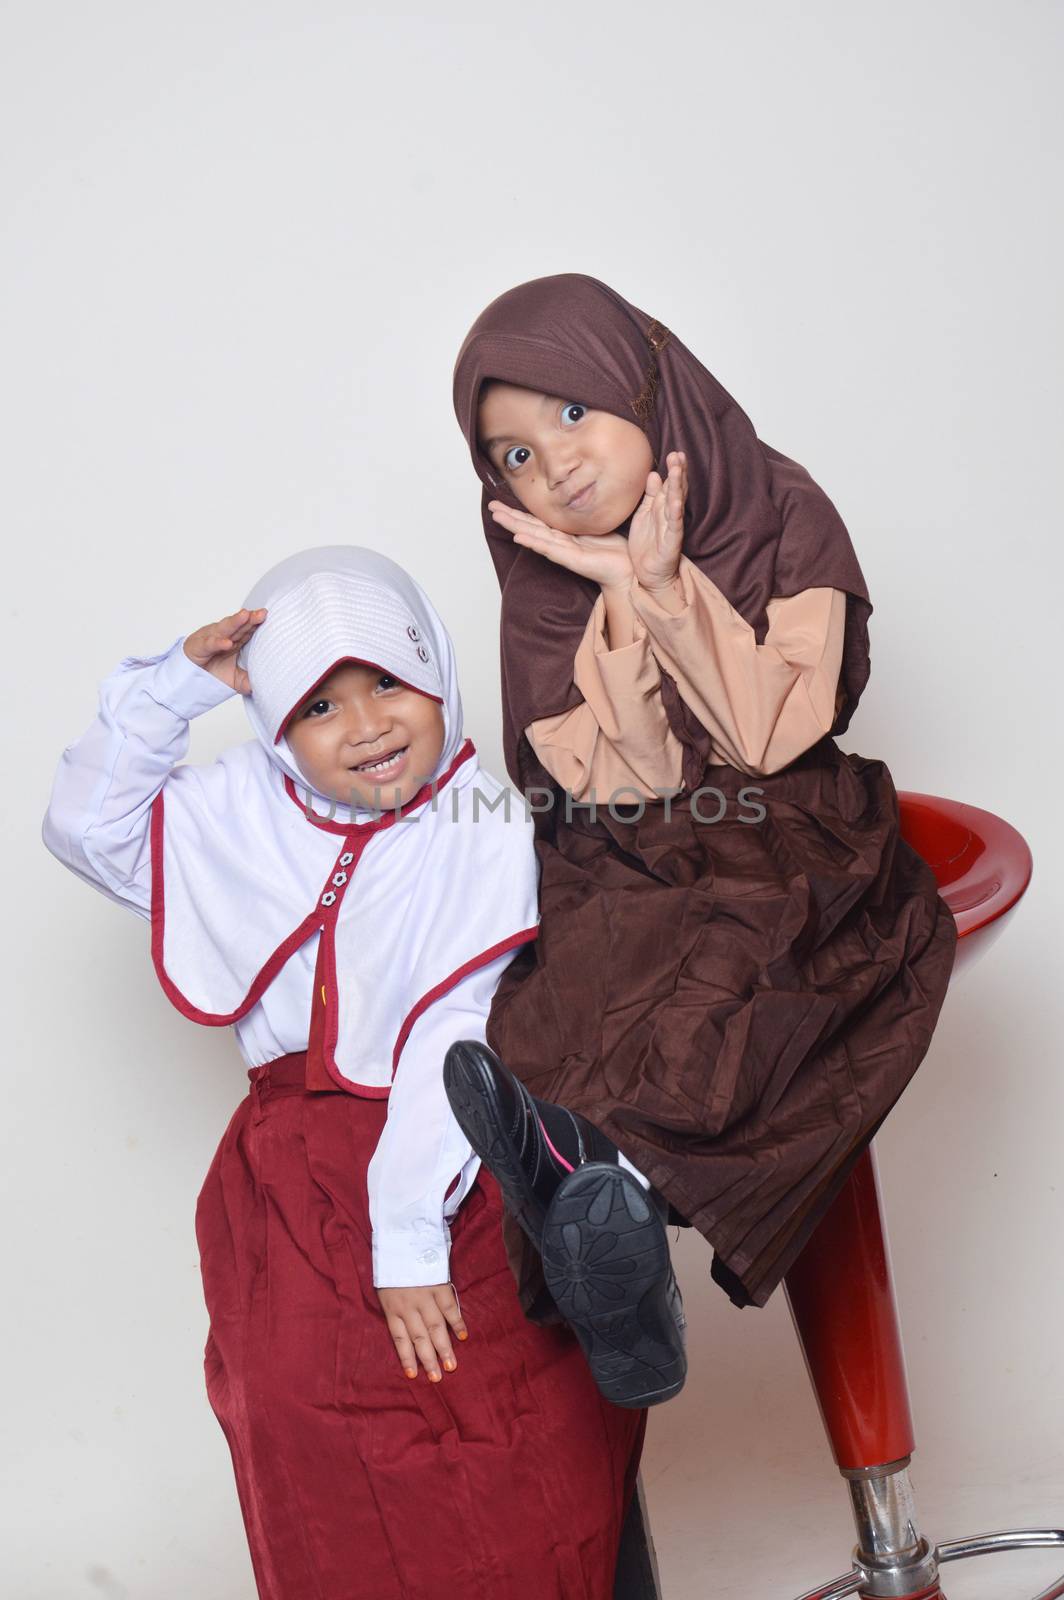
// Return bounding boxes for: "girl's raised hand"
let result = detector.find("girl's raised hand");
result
[488,502,634,593]
[183,607,267,695]
[377,1283,469,1383]
[629,451,687,595]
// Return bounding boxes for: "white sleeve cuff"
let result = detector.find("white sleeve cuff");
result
[372,1225,452,1289]
[143,638,238,720]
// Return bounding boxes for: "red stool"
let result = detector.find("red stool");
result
[786,794,1062,1600]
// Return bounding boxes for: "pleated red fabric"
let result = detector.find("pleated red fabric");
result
[195,1054,646,1600]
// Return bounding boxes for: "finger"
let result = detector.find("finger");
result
[422,1308,457,1374]
[440,1284,469,1342]
[512,531,598,577]
[189,625,232,654]
[215,608,250,633]
[385,1317,420,1381]
[488,499,542,519]
[511,524,570,553]
[632,480,658,520]
[510,528,575,560]
[233,667,252,695]
[402,1312,443,1382]
[652,498,677,558]
[510,529,556,555]
[217,613,267,656]
[489,504,556,537]
[487,499,542,522]
[667,467,683,523]
[214,608,267,651]
[227,607,266,640]
[664,455,685,528]
[206,619,245,648]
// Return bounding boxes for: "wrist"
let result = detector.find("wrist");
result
[637,568,680,595]
[633,570,686,618]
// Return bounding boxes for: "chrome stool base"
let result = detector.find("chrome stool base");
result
[793,1456,1064,1598]
[795,1533,1064,1600]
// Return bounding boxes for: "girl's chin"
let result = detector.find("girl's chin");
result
[557,515,624,538]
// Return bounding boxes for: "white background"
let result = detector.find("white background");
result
[2,3,1061,1596]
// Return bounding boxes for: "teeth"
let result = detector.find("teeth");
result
[356,748,406,774]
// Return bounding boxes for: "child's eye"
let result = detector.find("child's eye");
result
[376,674,399,691]
[559,402,587,427]
[503,445,531,472]
[303,698,332,718]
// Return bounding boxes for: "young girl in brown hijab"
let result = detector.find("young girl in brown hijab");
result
[444,273,958,1407]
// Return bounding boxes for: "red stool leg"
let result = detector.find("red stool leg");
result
[785,1147,914,1470]
[785,1147,943,1598]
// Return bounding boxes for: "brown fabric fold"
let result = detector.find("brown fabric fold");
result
[452,274,956,1314]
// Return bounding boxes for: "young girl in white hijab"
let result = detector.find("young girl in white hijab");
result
[42,546,645,1600]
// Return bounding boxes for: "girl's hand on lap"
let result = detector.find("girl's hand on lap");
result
[183,608,267,695]
[629,451,687,596]
[377,1283,469,1382]
[488,502,634,593]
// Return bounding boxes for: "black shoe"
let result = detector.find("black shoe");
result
[541,1163,687,1409]
[443,1040,617,1248]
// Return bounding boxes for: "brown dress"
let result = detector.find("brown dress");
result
[453,274,957,1315]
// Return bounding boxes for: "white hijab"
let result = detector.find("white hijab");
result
[240,544,468,814]
[149,546,538,1092]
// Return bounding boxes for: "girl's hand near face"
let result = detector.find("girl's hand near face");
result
[377,1283,469,1383]
[629,451,687,601]
[183,608,267,695]
[488,502,635,593]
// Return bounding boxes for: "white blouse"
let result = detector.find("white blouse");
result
[42,640,515,1289]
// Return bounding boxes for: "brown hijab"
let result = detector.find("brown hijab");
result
[453,273,872,789]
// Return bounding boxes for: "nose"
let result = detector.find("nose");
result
[542,441,581,493]
[342,697,393,751]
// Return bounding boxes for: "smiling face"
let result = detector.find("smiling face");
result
[284,661,445,809]
[478,382,654,536]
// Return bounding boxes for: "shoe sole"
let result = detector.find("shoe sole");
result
[541,1163,687,1410]
[443,1044,551,1247]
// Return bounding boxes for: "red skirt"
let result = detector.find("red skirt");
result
[195,1054,646,1600]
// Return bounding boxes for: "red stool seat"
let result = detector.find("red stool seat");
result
[899,792,1032,978]
[786,795,1060,1600]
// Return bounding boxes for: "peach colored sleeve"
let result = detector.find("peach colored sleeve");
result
[526,594,684,801]
[629,557,848,777]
